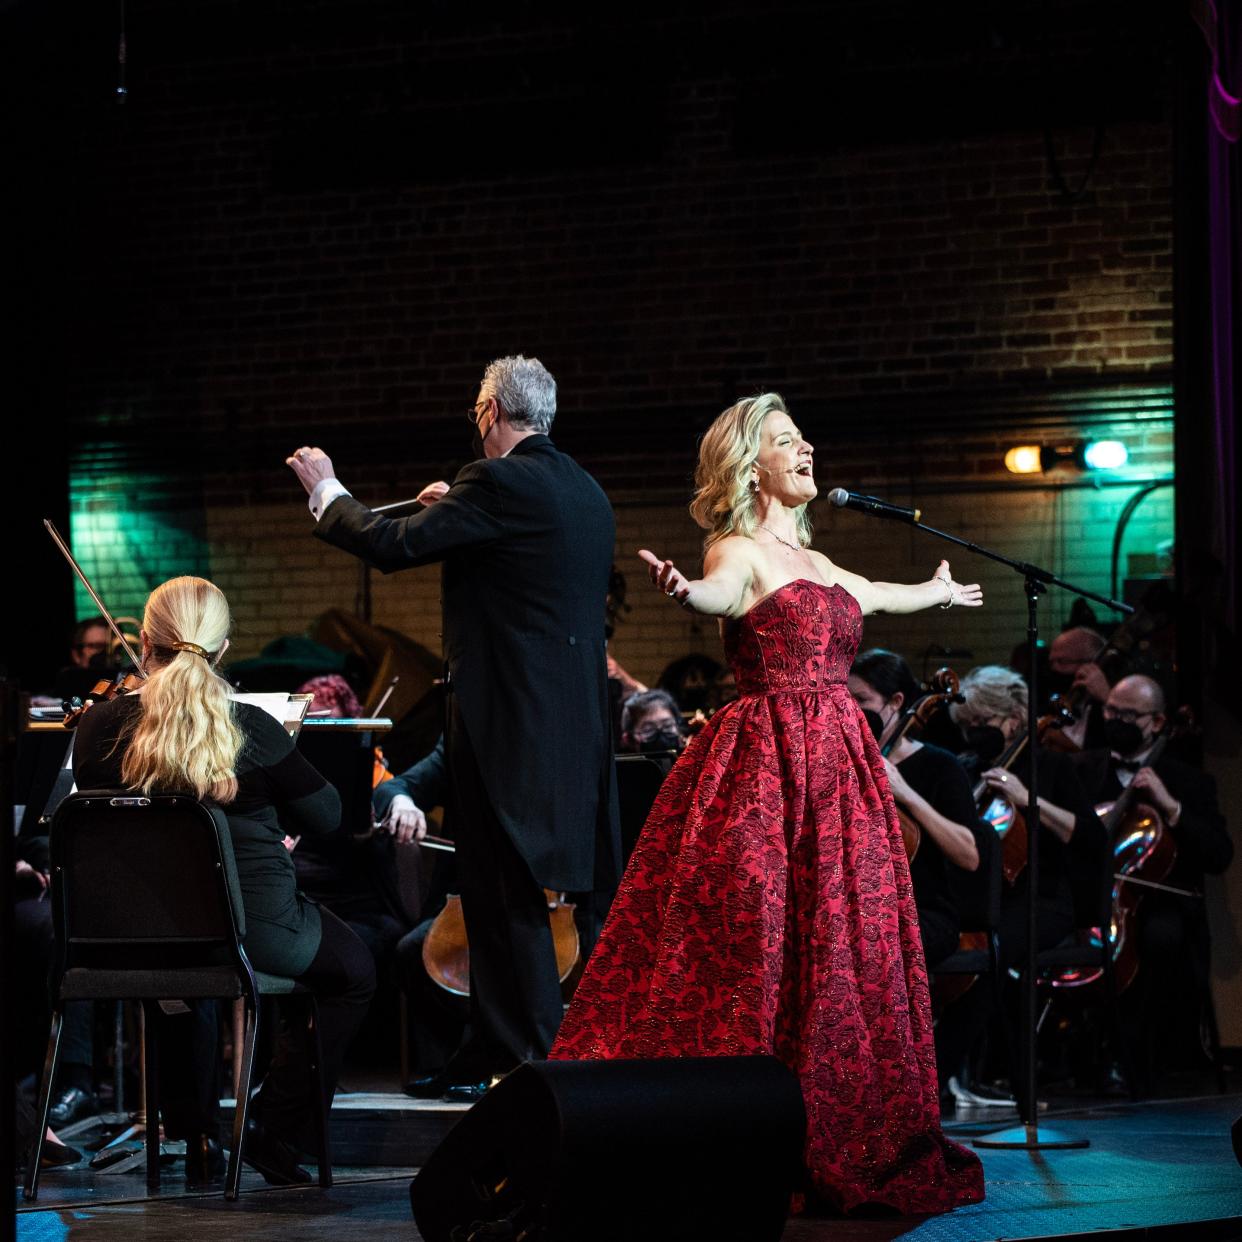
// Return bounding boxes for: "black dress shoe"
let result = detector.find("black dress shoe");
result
[443,1080,490,1104]
[403,1072,448,1100]
[40,1138,83,1167]
[184,1135,226,1184]
[242,1117,311,1186]
[48,1086,98,1128]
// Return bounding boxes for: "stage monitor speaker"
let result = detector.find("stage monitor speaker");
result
[409,1055,805,1242]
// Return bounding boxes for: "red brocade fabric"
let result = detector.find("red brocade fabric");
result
[551,579,984,1214]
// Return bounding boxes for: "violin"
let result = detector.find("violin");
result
[417,837,582,998]
[43,519,147,727]
[881,667,964,862]
[62,671,145,729]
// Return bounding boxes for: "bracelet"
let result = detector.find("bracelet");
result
[936,575,953,610]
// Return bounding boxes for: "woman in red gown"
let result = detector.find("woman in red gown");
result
[551,394,986,1214]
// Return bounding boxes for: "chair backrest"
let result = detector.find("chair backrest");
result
[951,819,1003,933]
[50,790,250,976]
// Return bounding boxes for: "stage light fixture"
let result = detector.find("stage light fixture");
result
[1003,439,1129,475]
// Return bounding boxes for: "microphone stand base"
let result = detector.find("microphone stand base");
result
[973,1124,1090,1150]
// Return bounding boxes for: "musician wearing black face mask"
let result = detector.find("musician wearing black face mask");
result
[847,650,980,972]
[937,666,1106,1103]
[618,689,686,757]
[1069,675,1232,1095]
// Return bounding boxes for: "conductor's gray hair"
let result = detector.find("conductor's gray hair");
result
[481,355,557,433]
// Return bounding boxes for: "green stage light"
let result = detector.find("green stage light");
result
[1082,439,1128,470]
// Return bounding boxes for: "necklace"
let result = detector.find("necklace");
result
[759,525,802,553]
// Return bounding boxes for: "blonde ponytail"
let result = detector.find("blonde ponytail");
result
[121,577,243,802]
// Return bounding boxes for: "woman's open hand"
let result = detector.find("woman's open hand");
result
[639,549,692,607]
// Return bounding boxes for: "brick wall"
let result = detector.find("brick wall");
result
[55,0,1176,688]
[70,410,1174,689]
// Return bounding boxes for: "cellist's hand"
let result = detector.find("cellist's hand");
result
[982,767,1028,809]
[1130,768,1180,823]
[881,756,914,805]
[382,794,428,845]
[286,446,337,496]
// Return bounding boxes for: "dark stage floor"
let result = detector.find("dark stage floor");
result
[14,1090,1242,1240]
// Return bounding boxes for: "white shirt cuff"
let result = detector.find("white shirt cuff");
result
[309,478,351,522]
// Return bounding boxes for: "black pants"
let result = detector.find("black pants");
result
[254,907,376,1151]
[919,908,960,972]
[448,711,564,1078]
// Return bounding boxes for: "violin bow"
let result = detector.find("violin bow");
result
[43,518,146,678]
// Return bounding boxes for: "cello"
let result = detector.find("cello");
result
[1041,712,1193,1001]
[418,837,582,998]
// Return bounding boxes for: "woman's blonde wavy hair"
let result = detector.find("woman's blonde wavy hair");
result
[121,577,243,803]
[689,393,814,550]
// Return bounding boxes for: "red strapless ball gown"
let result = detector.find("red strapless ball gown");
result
[551,579,984,1214]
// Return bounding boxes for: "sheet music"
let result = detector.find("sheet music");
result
[231,692,313,737]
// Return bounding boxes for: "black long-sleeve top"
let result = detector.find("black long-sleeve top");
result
[991,748,1106,921]
[73,695,340,976]
[896,743,976,937]
[372,735,447,823]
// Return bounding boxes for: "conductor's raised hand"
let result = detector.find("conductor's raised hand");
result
[286,446,337,496]
[638,549,692,606]
[416,481,451,507]
[934,560,983,609]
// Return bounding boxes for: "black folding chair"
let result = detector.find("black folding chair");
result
[23,790,331,1201]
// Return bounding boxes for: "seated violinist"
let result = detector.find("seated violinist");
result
[847,650,979,970]
[1069,675,1232,1095]
[73,577,375,1184]
[937,666,1105,1105]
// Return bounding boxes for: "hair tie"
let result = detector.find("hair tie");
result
[170,640,210,659]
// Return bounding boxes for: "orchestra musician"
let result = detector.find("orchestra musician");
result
[937,665,1106,1104]
[1068,674,1232,1095]
[847,649,980,971]
[1046,625,1111,750]
[72,577,375,1185]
